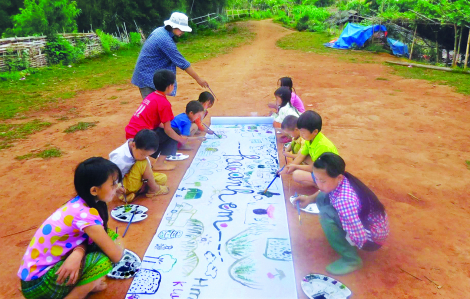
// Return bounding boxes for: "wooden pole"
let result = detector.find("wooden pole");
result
[452,24,458,67]
[456,25,463,65]
[409,25,417,60]
[435,32,439,63]
[386,60,470,73]
[465,28,470,70]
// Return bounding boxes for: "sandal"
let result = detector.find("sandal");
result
[146,185,169,198]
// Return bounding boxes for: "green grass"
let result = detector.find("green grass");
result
[16,147,62,160]
[389,65,470,95]
[0,24,255,121]
[64,121,98,133]
[376,77,389,81]
[0,119,52,149]
[466,160,470,170]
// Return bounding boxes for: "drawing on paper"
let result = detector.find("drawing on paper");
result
[125,119,297,299]
[245,203,279,225]
[127,269,161,295]
[263,238,292,261]
[181,219,204,276]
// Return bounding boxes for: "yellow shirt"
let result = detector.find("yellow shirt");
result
[300,132,339,161]
[291,136,305,154]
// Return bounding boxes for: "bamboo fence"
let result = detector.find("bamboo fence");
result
[0,33,103,72]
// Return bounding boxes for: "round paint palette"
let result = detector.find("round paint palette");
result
[289,196,320,214]
[166,153,189,161]
[107,249,141,279]
[111,204,148,223]
[301,273,352,299]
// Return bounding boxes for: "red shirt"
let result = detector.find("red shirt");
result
[125,91,174,139]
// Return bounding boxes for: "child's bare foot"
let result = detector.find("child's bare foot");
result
[91,280,107,293]
[146,185,169,198]
[152,162,176,171]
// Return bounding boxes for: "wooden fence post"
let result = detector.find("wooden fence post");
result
[464,28,470,70]
[456,25,463,65]
[409,25,417,60]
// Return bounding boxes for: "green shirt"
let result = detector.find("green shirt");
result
[300,132,339,161]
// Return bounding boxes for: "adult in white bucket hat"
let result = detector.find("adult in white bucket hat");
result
[132,12,209,99]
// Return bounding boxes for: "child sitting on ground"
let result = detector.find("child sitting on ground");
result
[281,115,310,163]
[171,100,206,150]
[18,157,124,299]
[110,129,169,202]
[281,110,338,187]
[294,152,389,275]
[192,91,215,135]
[125,69,189,171]
[269,77,305,113]
[269,86,300,129]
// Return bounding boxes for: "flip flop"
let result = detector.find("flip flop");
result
[166,153,189,161]
[289,195,320,214]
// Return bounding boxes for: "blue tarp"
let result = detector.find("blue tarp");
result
[324,23,387,49]
[387,38,409,56]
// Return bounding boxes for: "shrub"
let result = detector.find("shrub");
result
[251,10,273,20]
[129,32,142,46]
[44,34,84,65]
[4,49,30,72]
[96,29,123,53]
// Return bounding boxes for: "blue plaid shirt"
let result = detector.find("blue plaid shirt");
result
[131,27,191,96]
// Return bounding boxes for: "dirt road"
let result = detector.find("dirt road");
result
[1,19,469,298]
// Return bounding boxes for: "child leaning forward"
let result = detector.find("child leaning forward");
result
[18,157,125,299]
[294,153,389,275]
[171,100,206,150]
[110,129,169,202]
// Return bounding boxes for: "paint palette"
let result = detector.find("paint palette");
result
[289,196,320,214]
[301,274,351,299]
[111,204,148,223]
[166,153,189,161]
[108,249,141,279]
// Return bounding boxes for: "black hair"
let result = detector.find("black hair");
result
[164,25,173,32]
[74,157,122,231]
[198,91,215,106]
[297,110,322,133]
[153,69,176,92]
[278,77,295,93]
[313,152,386,224]
[186,100,204,114]
[134,129,159,152]
[281,115,299,130]
[274,86,292,109]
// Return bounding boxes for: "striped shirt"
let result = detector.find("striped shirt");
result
[131,27,191,96]
[329,176,389,248]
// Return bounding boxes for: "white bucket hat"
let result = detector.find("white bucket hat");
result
[164,12,192,32]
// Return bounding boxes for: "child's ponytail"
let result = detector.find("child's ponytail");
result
[74,157,122,231]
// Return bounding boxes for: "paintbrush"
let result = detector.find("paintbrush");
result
[263,165,285,194]
[203,123,221,139]
[207,85,219,101]
[122,208,136,238]
[295,192,302,225]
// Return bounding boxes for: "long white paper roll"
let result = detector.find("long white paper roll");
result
[210,116,273,125]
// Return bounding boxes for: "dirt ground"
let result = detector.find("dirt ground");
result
[1,19,470,299]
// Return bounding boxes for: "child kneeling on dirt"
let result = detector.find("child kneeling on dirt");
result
[294,152,389,275]
[281,110,338,187]
[171,100,206,150]
[110,129,169,201]
[18,157,125,299]
[269,86,300,129]
[125,69,189,171]
[192,91,215,135]
[281,115,309,163]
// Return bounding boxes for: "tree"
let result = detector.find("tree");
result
[5,0,80,37]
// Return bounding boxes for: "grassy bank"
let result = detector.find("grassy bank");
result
[0,24,255,149]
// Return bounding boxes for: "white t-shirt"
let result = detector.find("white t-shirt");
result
[272,104,300,123]
[109,140,136,176]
